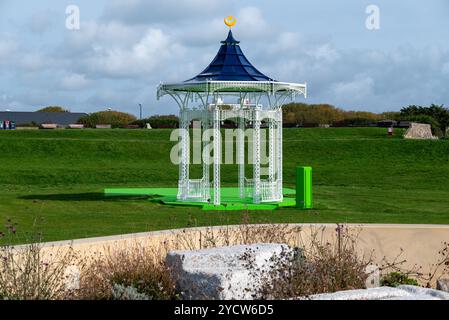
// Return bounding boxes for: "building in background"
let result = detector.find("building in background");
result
[0,111,88,128]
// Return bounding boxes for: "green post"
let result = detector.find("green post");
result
[297,167,313,209]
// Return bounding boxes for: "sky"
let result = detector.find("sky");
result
[1,0,449,117]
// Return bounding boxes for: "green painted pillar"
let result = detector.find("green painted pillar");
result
[297,167,313,209]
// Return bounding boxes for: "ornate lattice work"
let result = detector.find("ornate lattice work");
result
[158,80,305,206]
[238,117,245,199]
[252,108,262,204]
[213,107,222,205]
[175,105,285,205]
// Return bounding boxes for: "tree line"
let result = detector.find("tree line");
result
[398,104,449,137]
[78,112,179,129]
[282,103,449,137]
[36,103,449,137]
[282,103,383,127]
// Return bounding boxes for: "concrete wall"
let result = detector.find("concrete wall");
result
[35,224,449,283]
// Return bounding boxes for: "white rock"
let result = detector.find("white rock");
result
[166,243,293,300]
[397,285,449,300]
[309,287,412,300]
[309,286,449,300]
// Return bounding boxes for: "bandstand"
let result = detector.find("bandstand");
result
[157,17,307,206]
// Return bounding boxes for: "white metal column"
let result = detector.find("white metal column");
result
[213,107,221,205]
[268,117,276,184]
[276,112,283,201]
[253,108,262,204]
[178,110,190,201]
[202,115,210,202]
[238,116,245,199]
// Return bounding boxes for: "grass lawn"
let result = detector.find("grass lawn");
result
[1,127,449,243]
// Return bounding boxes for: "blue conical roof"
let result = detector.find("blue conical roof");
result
[185,30,275,83]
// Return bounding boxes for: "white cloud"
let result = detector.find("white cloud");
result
[0,37,17,63]
[63,21,144,54]
[27,10,55,34]
[442,62,449,75]
[311,43,340,63]
[19,53,45,71]
[61,74,90,90]
[2,1,449,115]
[236,7,271,39]
[332,75,374,102]
[103,0,225,24]
[83,28,186,78]
[274,32,303,52]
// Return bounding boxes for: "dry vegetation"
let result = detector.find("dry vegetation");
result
[75,245,177,300]
[0,221,79,300]
[255,225,374,299]
[1,218,448,300]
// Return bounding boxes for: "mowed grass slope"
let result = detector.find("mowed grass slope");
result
[0,128,448,243]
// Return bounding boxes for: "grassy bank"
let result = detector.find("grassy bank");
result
[0,127,448,243]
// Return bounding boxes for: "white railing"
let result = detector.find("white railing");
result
[187,179,205,200]
[244,179,282,203]
[245,178,254,198]
[260,181,282,202]
[182,177,281,203]
[178,179,210,203]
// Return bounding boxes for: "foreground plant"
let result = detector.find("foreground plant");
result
[380,241,449,288]
[255,225,374,299]
[381,272,419,287]
[0,220,77,300]
[76,244,177,300]
[170,212,302,251]
[2,213,447,300]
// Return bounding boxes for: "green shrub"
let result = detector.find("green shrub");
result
[111,284,150,300]
[334,117,377,127]
[37,106,69,113]
[78,111,136,128]
[16,122,38,127]
[131,115,179,129]
[282,103,381,127]
[381,272,419,287]
[401,104,449,137]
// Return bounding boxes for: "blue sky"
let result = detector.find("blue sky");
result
[1,0,449,116]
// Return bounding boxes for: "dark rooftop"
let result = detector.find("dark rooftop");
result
[185,30,275,83]
[0,111,88,126]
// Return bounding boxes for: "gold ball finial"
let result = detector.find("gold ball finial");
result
[224,16,237,28]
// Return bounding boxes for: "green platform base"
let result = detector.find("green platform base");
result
[104,187,296,211]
